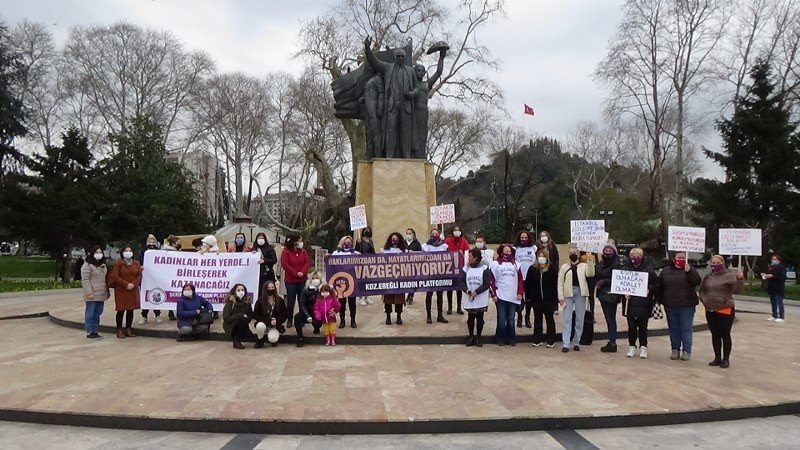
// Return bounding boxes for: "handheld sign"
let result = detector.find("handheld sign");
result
[719,228,762,256]
[610,269,649,298]
[668,226,706,253]
[430,204,456,225]
[349,204,368,231]
[571,220,606,252]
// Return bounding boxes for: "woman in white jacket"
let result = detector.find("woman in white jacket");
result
[557,246,595,353]
[80,246,109,339]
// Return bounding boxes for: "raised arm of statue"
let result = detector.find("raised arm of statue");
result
[364,36,389,74]
[427,50,446,91]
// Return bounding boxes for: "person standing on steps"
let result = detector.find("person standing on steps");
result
[111,245,142,339]
[489,244,525,346]
[514,231,538,328]
[422,229,450,324]
[80,246,109,339]
[227,232,251,253]
[295,272,324,347]
[525,250,558,348]
[355,227,376,306]
[252,232,278,292]
[763,254,787,323]
[404,228,422,305]
[658,251,701,361]
[314,283,341,346]
[557,246,595,353]
[538,230,560,317]
[445,225,470,315]
[381,232,407,325]
[595,244,622,353]
[332,236,360,329]
[473,234,494,266]
[700,255,744,369]
[139,234,162,325]
[222,283,254,350]
[621,248,658,359]
[280,233,311,328]
[463,248,491,347]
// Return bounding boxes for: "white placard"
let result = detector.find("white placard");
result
[571,220,606,251]
[349,204,368,231]
[719,228,762,256]
[140,250,260,312]
[430,204,456,225]
[610,269,649,298]
[668,226,706,253]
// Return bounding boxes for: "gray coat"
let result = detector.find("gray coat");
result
[81,262,109,302]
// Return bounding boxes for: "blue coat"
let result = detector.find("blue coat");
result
[176,294,214,328]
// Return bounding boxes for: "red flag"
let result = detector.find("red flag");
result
[523,104,535,116]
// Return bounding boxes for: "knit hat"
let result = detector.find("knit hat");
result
[201,235,218,248]
[602,244,618,255]
[146,234,158,245]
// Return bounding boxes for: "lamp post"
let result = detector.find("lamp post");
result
[599,210,614,237]
[533,209,540,236]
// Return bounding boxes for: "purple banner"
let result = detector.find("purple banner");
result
[325,251,466,297]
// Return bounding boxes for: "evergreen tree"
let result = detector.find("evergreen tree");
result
[0,25,27,180]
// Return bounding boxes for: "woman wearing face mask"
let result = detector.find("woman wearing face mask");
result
[444,225,471,315]
[281,233,311,327]
[197,235,220,254]
[227,232,251,253]
[422,229,450,324]
[658,252,702,361]
[594,244,622,353]
[700,255,744,368]
[525,250,558,348]
[489,244,525,346]
[252,232,278,289]
[176,283,214,341]
[381,232,408,325]
[80,246,109,339]
[111,245,142,339]
[404,228,422,304]
[473,234,494,265]
[332,236,360,328]
[139,234,162,325]
[621,248,658,359]
[252,280,288,348]
[514,231,538,329]
[295,272,324,347]
[463,248,491,346]
[557,246,596,353]
[355,227,376,306]
[537,231,559,268]
[763,254,787,323]
[223,283,254,349]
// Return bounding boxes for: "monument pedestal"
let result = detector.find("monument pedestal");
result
[355,158,436,243]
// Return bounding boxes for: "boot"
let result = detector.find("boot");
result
[437,315,449,324]
[351,317,357,328]
[254,338,265,349]
[475,336,483,347]
[125,328,136,338]
[457,298,464,314]
[385,313,392,325]
[437,298,448,322]
[116,329,126,339]
[600,342,618,353]
[516,314,522,328]
[168,310,177,321]
[426,310,433,324]
[296,337,304,348]
[447,297,453,315]
[330,334,337,346]
[325,334,332,346]
[396,313,403,326]
[524,317,532,328]
[233,340,245,349]
[339,315,346,329]
[466,336,475,347]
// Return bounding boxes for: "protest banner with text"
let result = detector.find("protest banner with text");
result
[668,226,706,253]
[430,204,456,225]
[719,228,762,256]
[349,204,368,231]
[610,269,649,298]
[570,220,606,252]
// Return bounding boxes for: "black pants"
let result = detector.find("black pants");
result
[706,309,735,362]
[627,315,649,347]
[446,290,463,312]
[466,310,485,337]
[294,313,321,338]
[115,310,134,329]
[532,302,556,344]
[339,297,357,321]
[141,309,161,317]
[231,319,253,342]
[516,293,532,321]
[384,303,404,314]
[425,291,444,318]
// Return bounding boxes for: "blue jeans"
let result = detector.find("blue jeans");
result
[84,301,105,334]
[285,282,305,323]
[769,293,785,319]
[495,299,518,345]
[665,305,695,353]
[600,299,618,343]
[562,287,586,348]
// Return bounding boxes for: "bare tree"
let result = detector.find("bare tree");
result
[426,107,489,179]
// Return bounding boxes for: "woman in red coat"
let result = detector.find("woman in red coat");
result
[280,233,311,327]
[111,245,142,339]
[444,225,470,315]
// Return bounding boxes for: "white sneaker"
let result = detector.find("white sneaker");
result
[640,346,648,359]
[359,299,368,306]
[775,318,786,323]
[155,316,164,324]
[137,317,147,325]
[768,317,776,321]
[626,346,636,358]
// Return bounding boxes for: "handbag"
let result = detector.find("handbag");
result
[195,309,214,326]
[651,302,664,320]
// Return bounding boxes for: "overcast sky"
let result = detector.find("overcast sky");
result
[1,0,723,177]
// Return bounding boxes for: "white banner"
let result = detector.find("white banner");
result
[349,204,368,231]
[719,228,762,256]
[610,269,649,298]
[571,220,606,252]
[140,250,260,312]
[668,226,706,253]
[430,204,456,225]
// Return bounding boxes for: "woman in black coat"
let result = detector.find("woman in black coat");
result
[252,232,278,288]
[621,248,659,359]
[595,244,622,353]
[525,250,559,347]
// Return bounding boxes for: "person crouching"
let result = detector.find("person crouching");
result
[252,280,288,348]
[176,283,214,341]
[222,283,254,349]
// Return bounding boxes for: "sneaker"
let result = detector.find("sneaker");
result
[768,317,776,322]
[775,318,786,323]
[137,317,147,325]
[155,316,164,324]
[546,343,555,348]
[680,351,691,361]
[626,346,636,358]
[639,346,648,359]
[670,350,680,360]
[532,342,542,347]
[360,299,368,306]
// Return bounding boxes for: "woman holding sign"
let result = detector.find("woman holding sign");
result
[621,248,659,359]
[445,225,470,315]
[332,236,360,328]
[557,246,595,352]
[658,252,702,361]
[700,255,744,368]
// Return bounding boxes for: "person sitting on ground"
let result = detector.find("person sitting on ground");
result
[176,283,214,342]
[252,280,288,348]
[223,283,254,349]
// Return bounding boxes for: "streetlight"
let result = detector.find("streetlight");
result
[533,209,540,236]
[600,210,614,236]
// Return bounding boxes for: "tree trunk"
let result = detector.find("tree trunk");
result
[674,97,685,224]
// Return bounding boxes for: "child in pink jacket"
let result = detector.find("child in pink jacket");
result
[313,284,341,346]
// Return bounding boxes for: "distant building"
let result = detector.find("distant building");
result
[167,149,222,223]
[250,191,323,226]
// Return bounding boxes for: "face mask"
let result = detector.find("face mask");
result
[711,263,725,272]
[453,231,462,237]
[296,242,304,249]
[94,253,104,260]
[321,289,331,296]
[391,238,400,246]
[502,253,513,263]
[147,244,157,249]
[630,256,642,266]
[267,288,277,295]
[603,251,615,260]
[183,290,193,297]
[257,238,266,246]
[538,257,547,265]
[475,242,485,249]
[343,242,353,249]
[569,254,578,262]
[235,238,244,245]
[406,234,413,241]
[235,290,245,299]
[674,259,686,269]
[431,234,440,241]
[310,279,321,288]
[520,237,529,245]
[123,251,133,259]
[540,236,549,243]
[771,260,779,266]
[363,231,372,238]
